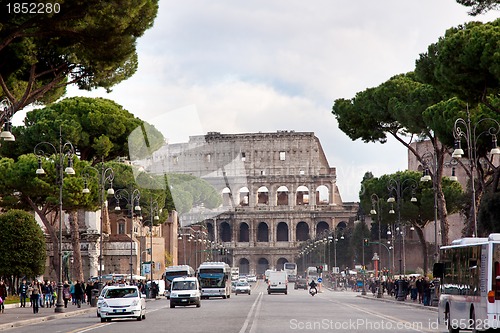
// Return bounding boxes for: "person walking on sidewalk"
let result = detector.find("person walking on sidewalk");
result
[0,280,7,313]
[74,280,84,308]
[31,281,41,314]
[19,279,28,307]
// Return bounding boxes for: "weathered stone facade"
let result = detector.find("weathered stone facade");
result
[147,131,358,275]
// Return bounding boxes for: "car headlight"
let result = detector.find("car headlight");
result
[131,299,139,306]
[171,292,178,298]
[102,301,108,307]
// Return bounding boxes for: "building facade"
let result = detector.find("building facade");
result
[147,131,358,275]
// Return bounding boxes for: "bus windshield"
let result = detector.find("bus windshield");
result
[164,271,188,282]
[198,270,226,288]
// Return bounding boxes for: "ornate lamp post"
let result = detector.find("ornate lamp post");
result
[34,128,75,313]
[114,188,141,283]
[147,198,160,281]
[370,193,383,298]
[0,98,15,141]
[387,176,418,276]
[452,111,500,237]
[82,164,114,291]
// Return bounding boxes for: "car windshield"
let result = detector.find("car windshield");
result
[237,282,249,286]
[105,288,138,299]
[172,281,196,290]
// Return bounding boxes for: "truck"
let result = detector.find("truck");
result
[267,270,288,294]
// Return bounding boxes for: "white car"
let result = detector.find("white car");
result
[96,286,109,317]
[234,281,251,295]
[99,285,146,322]
[247,275,257,282]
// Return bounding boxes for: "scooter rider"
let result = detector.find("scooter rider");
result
[309,279,318,295]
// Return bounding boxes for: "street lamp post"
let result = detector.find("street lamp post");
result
[114,188,141,283]
[0,98,15,142]
[420,152,442,263]
[452,110,500,237]
[387,176,418,276]
[34,128,76,313]
[82,164,114,291]
[147,198,160,281]
[370,194,383,298]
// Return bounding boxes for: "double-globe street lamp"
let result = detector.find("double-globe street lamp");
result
[82,164,115,291]
[452,111,500,237]
[114,188,141,283]
[387,176,418,276]
[34,129,76,313]
[370,194,383,298]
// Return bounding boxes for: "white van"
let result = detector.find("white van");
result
[267,271,288,294]
[169,276,201,308]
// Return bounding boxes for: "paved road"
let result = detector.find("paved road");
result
[0,281,446,333]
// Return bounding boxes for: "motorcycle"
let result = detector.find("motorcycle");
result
[309,287,317,296]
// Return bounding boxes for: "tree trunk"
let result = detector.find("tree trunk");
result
[414,225,428,276]
[69,210,84,282]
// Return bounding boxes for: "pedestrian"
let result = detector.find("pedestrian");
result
[85,281,94,305]
[74,280,84,308]
[422,277,431,306]
[19,279,28,307]
[0,280,7,313]
[31,281,41,314]
[409,276,418,302]
[70,281,76,305]
[43,281,53,308]
[416,277,424,304]
[63,281,71,308]
[26,282,33,308]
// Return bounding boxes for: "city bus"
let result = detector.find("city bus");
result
[433,234,500,332]
[197,262,231,299]
[162,265,195,298]
[284,262,298,282]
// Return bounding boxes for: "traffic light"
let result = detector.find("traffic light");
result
[319,265,323,273]
[363,238,369,246]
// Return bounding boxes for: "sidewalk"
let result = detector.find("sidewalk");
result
[356,292,438,312]
[0,302,93,331]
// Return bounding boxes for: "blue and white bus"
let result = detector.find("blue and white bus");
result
[198,262,231,299]
[434,234,500,332]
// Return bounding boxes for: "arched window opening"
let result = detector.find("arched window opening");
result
[257,222,269,242]
[296,185,309,205]
[277,186,289,206]
[276,222,289,242]
[239,222,249,242]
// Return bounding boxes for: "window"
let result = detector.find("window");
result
[118,222,125,235]
[279,151,286,161]
[241,152,246,161]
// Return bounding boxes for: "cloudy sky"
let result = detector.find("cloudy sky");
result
[48,0,498,202]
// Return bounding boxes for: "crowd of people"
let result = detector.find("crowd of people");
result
[368,276,436,306]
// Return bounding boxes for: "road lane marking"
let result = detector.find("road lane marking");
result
[239,291,263,333]
[65,322,113,333]
[323,296,435,333]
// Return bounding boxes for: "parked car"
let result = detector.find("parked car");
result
[247,274,257,282]
[235,281,251,295]
[99,285,146,322]
[294,278,308,290]
[169,276,201,308]
[231,280,238,293]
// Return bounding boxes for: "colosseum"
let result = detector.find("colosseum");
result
[147,130,358,276]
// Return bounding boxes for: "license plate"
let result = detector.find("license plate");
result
[113,309,125,313]
[181,299,187,302]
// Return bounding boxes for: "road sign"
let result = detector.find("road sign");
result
[317,277,323,283]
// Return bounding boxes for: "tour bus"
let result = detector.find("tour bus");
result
[162,265,195,298]
[284,262,298,282]
[197,262,231,299]
[434,234,500,332]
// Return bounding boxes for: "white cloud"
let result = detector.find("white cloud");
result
[61,0,498,201]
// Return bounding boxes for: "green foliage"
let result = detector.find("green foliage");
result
[4,97,164,163]
[415,18,500,109]
[0,0,159,118]
[166,173,222,214]
[456,0,500,15]
[360,170,463,230]
[332,73,442,143]
[478,192,500,234]
[0,209,46,278]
